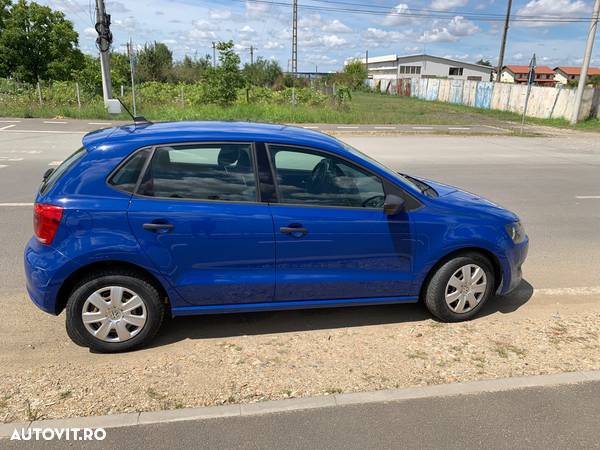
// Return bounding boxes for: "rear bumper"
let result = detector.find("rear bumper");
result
[24,237,70,315]
[498,236,529,295]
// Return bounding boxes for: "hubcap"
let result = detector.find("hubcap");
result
[444,264,487,314]
[81,286,147,343]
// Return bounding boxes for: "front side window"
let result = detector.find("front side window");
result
[269,145,385,208]
[138,143,257,202]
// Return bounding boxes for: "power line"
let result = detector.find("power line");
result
[236,0,595,23]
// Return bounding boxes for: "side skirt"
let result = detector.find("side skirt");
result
[171,295,419,317]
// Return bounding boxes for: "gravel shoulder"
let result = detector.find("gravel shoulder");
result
[1,286,600,423]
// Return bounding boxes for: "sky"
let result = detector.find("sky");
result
[39,0,599,72]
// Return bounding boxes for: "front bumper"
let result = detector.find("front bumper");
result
[498,236,529,295]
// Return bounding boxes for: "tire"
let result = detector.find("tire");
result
[65,270,165,353]
[423,253,495,322]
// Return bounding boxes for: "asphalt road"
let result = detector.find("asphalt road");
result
[4,381,600,449]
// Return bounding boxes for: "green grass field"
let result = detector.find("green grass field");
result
[1,91,598,131]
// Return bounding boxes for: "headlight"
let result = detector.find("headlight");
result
[505,221,526,243]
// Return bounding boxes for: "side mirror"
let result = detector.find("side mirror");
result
[384,194,405,216]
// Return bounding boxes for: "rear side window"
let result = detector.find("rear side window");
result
[138,143,257,202]
[40,147,86,195]
[109,149,151,193]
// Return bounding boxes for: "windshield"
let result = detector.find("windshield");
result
[335,139,423,194]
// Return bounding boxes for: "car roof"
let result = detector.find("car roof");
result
[82,121,344,153]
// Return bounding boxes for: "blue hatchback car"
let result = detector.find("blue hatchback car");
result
[25,121,528,352]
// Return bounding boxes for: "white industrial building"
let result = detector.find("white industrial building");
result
[350,54,493,82]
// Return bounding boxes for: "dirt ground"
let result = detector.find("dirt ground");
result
[1,284,600,424]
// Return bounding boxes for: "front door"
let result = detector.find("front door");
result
[128,142,275,306]
[266,144,414,302]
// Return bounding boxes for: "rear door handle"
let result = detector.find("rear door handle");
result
[143,223,175,231]
[280,225,308,237]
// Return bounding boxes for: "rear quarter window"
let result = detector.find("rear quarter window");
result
[40,147,86,195]
[108,148,151,193]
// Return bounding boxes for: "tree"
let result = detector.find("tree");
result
[136,41,173,82]
[242,57,283,87]
[72,52,131,95]
[476,59,492,67]
[0,0,83,83]
[205,41,243,105]
[342,59,367,90]
[172,54,211,83]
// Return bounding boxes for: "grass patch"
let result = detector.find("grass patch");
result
[492,342,526,358]
[325,387,343,394]
[406,349,429,360]
[1,91,598,131]
[24,400,43,421]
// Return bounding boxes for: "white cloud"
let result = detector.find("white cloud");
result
[246,0,270,17]
[83,27,97,38]
[383,4,412,26]
[365,27,406,41]
[516,0,588,27]
[112,16,138,33]
[209,9,232,20]
[321,35,347,47]
[430,0,468,11]
[264,41,284,49]
[513,52,524,60]
[447,16,479,36]
[322,19,352,33]
[418,27,458,43]
[240,25,255,34]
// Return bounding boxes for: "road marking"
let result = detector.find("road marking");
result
[1,129,86,134]
[412,126,434,130]
[43,120,68,124]
[0,202,33,206]
[88,122,112,125]
[448,127,471,130]
[374,126,397,130]
[48,160,63,166]
[0,124,16,131]
[575,196,600,199]
[0,120,21,123]
[337,126,359,129]
[303,126,319,129]
[535,286,600,296]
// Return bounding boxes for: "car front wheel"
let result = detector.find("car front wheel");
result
[65,271,165,352]
[423,253,495,322]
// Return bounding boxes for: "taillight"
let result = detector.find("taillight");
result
[34,203,64,244]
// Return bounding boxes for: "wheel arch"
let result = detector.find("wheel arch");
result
[54,260,170,315]
[418,247,502,301]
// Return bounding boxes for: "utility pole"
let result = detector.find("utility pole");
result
[291,0,298,106]
[521,53,536,134]
[95,0,114,107]
[365,50,369,80]
[127,37,137,117]
[571,0,600,125]
[249,45,255,65]
[212,42,217,67]
[496,0,513,81]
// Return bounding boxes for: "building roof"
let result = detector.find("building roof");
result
[554,66,600,76]
[504,65,555,74]
[82,121,343,153]
[354,53,493,72]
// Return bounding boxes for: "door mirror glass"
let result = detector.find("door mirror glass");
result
[383,194,405,216]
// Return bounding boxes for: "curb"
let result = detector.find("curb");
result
[2,370,600,438]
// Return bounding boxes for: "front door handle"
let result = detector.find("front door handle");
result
[280,224,308,237]
[143,223,175,231]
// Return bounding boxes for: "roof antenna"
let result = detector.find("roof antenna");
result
[115,98,151,125]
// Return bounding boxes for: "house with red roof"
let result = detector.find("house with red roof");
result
[499,65,556,86]
[553,66,600,85]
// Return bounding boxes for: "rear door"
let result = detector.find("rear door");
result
[266,144,415,302]
[127,142,275,306]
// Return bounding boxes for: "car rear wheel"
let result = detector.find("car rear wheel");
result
[65,271,165,352]
[423,253,495,322]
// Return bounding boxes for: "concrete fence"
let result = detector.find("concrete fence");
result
[368,78,600,121]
